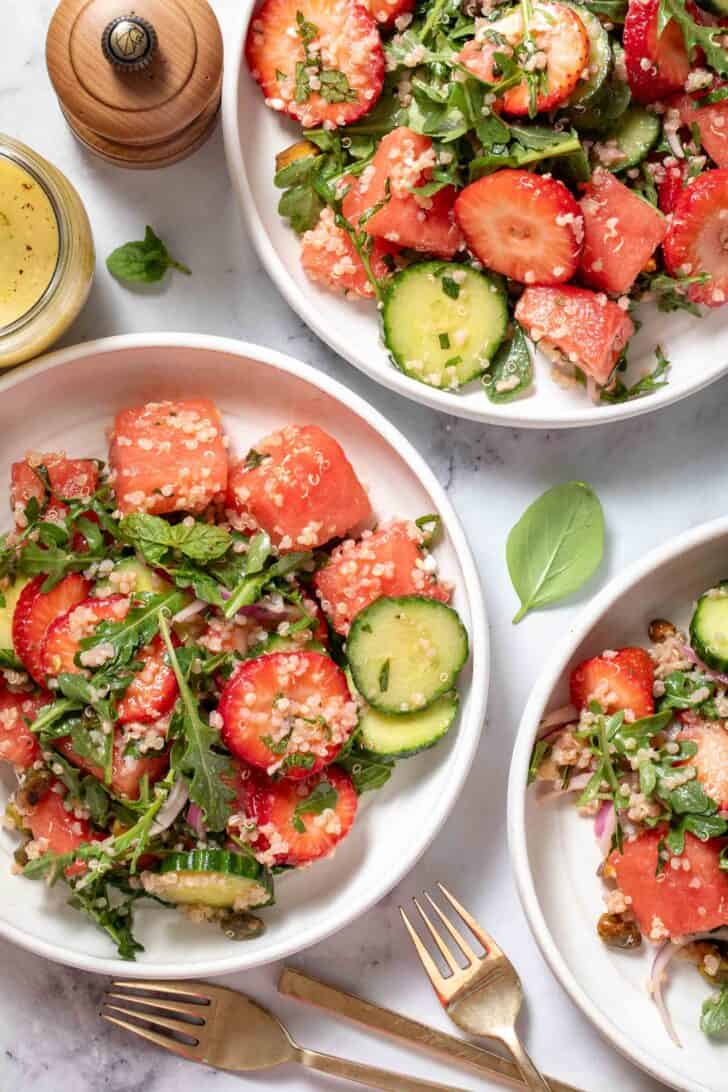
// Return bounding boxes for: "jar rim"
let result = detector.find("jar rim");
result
[0,145,66,337]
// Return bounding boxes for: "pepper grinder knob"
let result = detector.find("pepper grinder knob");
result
[101,14,157,72]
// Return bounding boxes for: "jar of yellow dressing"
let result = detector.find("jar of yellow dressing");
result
[0,135,94,367]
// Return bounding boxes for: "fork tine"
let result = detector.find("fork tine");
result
[111,979,211,1002]
[424,892,478,966]
[105,992,207,1020]
[412,896,460,976]
[436,882,501,956]
[103,1002,203,1039]
[101,1012,202,1062]
[399,906,448,997]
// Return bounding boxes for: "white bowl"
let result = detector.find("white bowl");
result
[508,516,728,1092]
[0,333,488,978]
[222,4,728,429]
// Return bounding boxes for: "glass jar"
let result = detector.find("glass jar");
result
[0,135,95,367]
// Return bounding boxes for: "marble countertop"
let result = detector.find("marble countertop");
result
[3,2,728,1089]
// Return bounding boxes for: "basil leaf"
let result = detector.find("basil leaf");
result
[483,325,533,403]
[506,482,605,623]
[107,226,190,285]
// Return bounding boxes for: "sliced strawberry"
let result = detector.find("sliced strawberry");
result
[623,0,690,104]
[579,169,667,295]
[515,285,635,386]
[314,519,450,636]
[672,92,728,169]
[569,646,654,718]
[454,170,583,285]
[245,0,384,129]
[610,830,728,938]
[219,651,358,779]
[341,128,463,259]
[458,1,589,115]
[227,423,371,552]
[301,207,398,298]
[663,167,728,306]
[40,595,130,679]
[56,721,170,801]
[364,0,414,29]
[678,713,728,809]
[10,454,98,530]
[243,765,357,865]
[658,158,688,213]
[0,685,49,768]
[109,399,228,516]
[117,635,178,724]
[12,574,92,685]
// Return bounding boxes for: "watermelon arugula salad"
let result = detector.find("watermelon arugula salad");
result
[246,0,728,405]
[0,400,468,957]
[529,592,728,1043]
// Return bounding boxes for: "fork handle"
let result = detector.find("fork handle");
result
[296,1046,471,1092]
[499,1030,552,1092]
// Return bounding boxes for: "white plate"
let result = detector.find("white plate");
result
[222,4,728,429]
[0,333,488,978]
[508,516,728,1092]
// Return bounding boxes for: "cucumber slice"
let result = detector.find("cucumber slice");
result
[382,262,508,390]
[606,106,661,171]
[690,584,728,672]
[143,850,273,910]
[0,576,29,651]
[347,595,468,715]
[95,558,173,597]
[359,690,458,756]
[565,5,611,108]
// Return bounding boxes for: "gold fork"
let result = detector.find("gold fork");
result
[400,883,551,1092]
[101,979,472,1092]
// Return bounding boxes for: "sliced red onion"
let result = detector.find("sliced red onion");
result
[681,644,728,687]
[172,599,206,624]
[594,801,616,856]
[537,704,578,739]
[187,802,207,837]
[149,779,189,837]
[235,604,288,625]
[648,928,728,1047]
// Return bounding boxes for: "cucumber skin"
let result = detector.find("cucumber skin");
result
[347,595,469,716]
[564,4,610,108]
[359,693,459,757]
[690,584,728,672]
[153,849,274,908]
[609,107,661,171]
[382,262,508,389]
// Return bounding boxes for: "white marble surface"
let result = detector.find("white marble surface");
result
[2,2,728,1089]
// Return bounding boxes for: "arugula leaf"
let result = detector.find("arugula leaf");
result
[600,347,671,405]
[291,779,339,833]
[659,670,720,717]
[506,482,605,623]
[338,744,395,793]
[107,226,190,285]
[223,549,312,620]
[702,986,728,1038]
[528,738,551,785]
[78,589,187,672]
[159,614,234,831]
[582,0,626,18]
[659,0,728,76]
[483,325,533,403]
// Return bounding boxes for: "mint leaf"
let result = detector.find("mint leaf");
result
[120,513,231,564]
[292,779,339,833]
[107,226,191,285]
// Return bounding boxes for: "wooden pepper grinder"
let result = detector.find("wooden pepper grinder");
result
[46,0,224,169]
